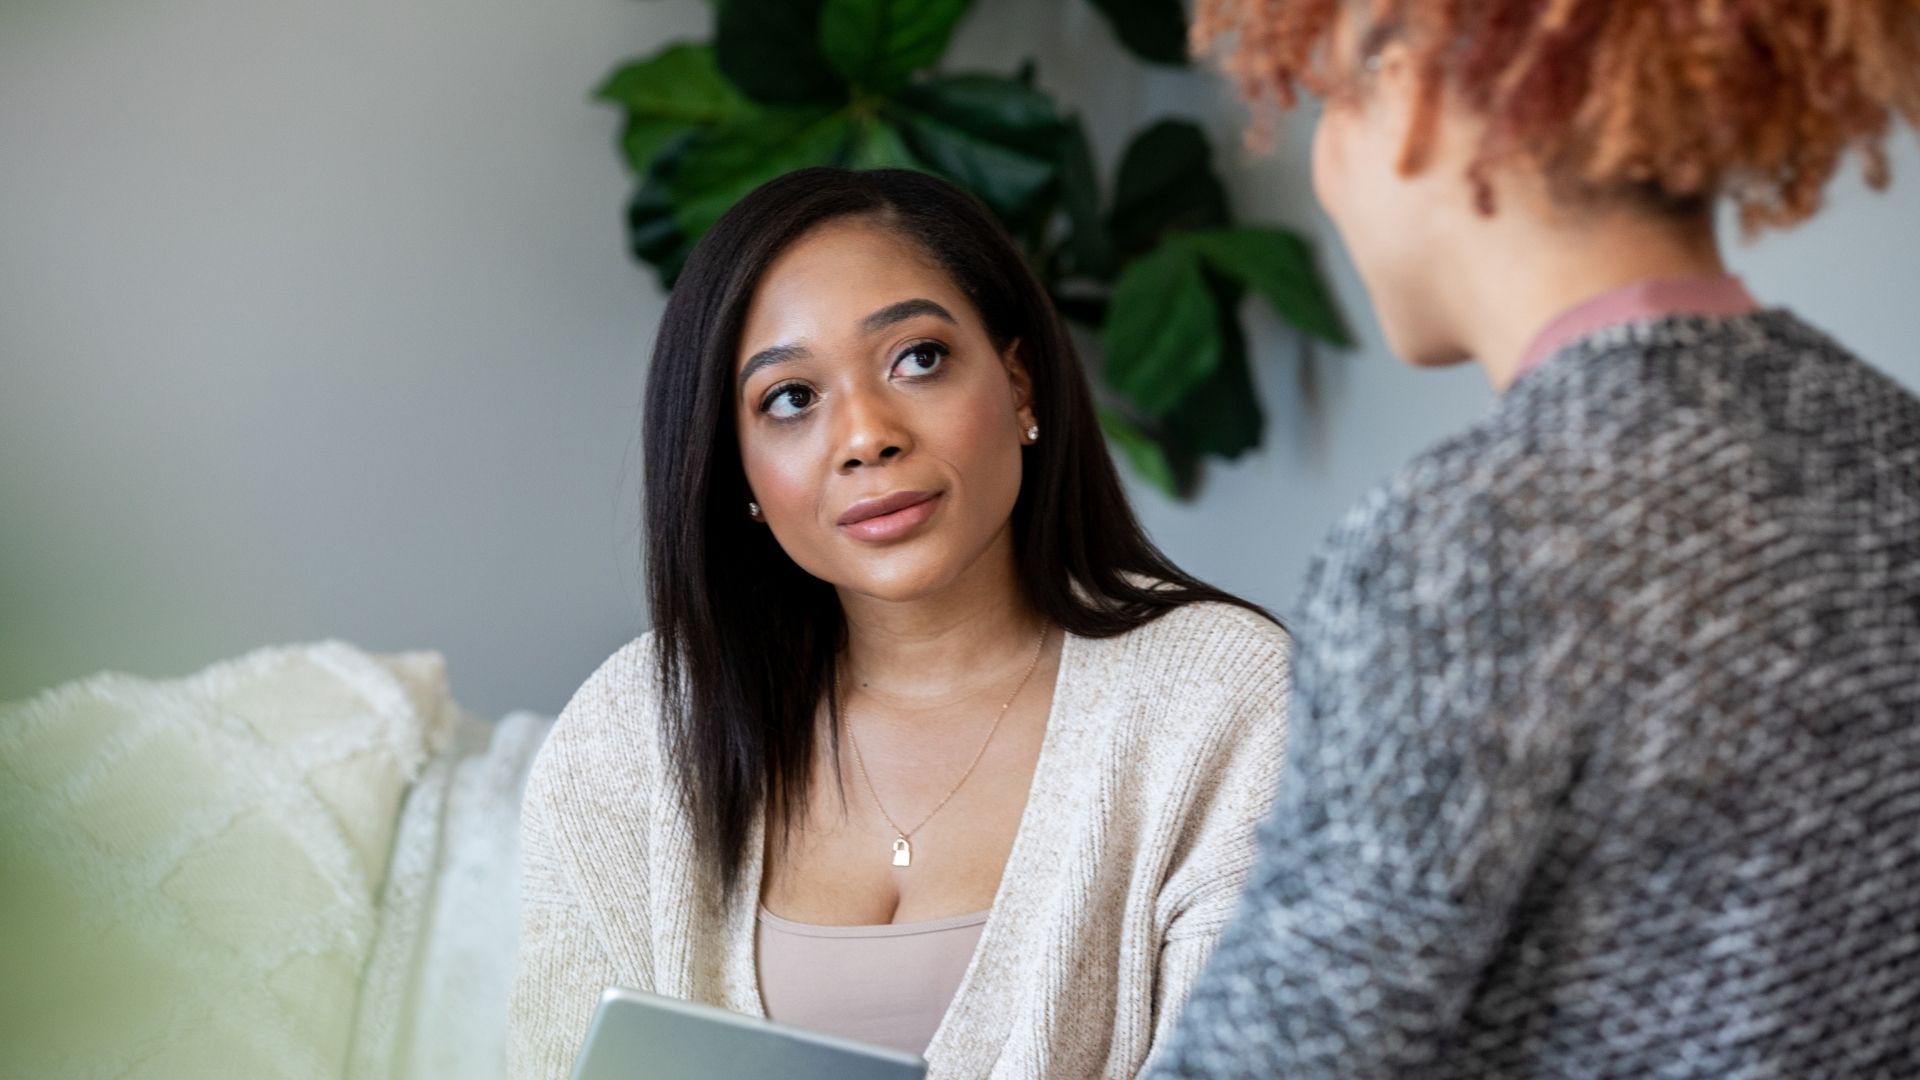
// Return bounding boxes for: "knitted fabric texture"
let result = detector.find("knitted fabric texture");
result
[509,602,1290,1080]
[1152,311,1920,1078]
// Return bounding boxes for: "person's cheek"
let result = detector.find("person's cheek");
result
[1311,111,1341,222]
[954,387,1022,529]
[744,429,826,560]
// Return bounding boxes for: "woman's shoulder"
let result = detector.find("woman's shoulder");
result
[1103,595,1291,676]
[1060,599,1290,820]
[1071,597,1292,730]
[525,632,670,809]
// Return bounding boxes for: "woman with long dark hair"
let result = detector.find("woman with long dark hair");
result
[509,167,1290,1078]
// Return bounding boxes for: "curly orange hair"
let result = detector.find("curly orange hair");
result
[1193,0,1920,231]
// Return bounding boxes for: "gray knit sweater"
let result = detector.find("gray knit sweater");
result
[1149,311,1920,1079]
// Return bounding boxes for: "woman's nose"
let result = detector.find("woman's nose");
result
[835,389,912,472]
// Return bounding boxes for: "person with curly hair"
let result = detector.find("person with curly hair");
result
[1149,1,1920,1076]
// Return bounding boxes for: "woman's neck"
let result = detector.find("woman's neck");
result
[1447,204,1727,391]
[834,529,1044,717]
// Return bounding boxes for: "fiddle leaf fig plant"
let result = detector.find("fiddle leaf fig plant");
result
[598,0,1350,497]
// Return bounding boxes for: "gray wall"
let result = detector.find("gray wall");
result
[4,0,1916,717]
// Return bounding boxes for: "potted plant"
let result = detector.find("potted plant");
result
[597,0,1348,496]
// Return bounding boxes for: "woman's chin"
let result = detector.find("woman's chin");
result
[822,544,981,606]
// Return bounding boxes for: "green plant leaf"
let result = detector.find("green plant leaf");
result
[1098,409,1180,497]
[1187,226,1352,345]
[819,0,971,95]
[715,0,844,105]
[1050,291,1108,329]
[890,75,1065,217]
[1108,119,1229,258]
[1102,241,1221,416]
[902,74,1062,141]
[1083,0,1190,66]
[1055,117,1113,280]
[666,108,855,238]
[1165,277,1264,459]
[627,168,697,289]
[848,116,924,170]
[597,44,754,175]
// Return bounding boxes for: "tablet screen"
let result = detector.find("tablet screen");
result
[572,987,929,1080]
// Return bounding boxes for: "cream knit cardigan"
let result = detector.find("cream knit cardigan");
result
[508,601,1289,1080]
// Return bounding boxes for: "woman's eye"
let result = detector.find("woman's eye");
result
[761,384,815,419]
[890,343,948,379]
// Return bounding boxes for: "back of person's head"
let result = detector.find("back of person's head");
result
[1194,0,1920,366]
[1198,0,1920,229]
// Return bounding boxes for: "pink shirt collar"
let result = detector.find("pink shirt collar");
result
[1514,274,1760,382]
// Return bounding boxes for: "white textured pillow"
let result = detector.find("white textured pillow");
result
[0,642,458,1080]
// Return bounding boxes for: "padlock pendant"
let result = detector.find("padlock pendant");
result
[891,835,912,867]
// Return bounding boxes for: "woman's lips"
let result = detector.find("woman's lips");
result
[837,491,941,542]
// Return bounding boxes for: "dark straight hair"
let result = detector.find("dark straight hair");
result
[643,167,1271,889]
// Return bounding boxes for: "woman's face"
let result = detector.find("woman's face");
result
[1311,11,1472,367]
[732,217,1037,603]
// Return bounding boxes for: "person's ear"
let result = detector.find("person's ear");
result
[1359,41,1429,169]
[1000,338,1039,438]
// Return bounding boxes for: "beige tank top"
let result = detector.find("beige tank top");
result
[754,905,989,1056]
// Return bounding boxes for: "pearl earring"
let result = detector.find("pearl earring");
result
[1025,424,1040,442]
[747,501,761,520]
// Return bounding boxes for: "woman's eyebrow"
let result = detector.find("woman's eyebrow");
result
[861,298,957,333]
[737,300,956,394]
[737,343,810,390]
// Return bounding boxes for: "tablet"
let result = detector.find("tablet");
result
[570,987,929,1080]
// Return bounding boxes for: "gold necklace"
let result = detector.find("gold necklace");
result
[842,621,1050,868]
